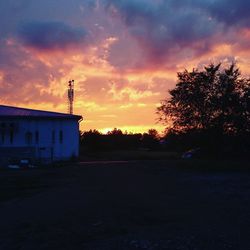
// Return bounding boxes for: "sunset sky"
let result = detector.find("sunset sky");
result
[1,0,250,133]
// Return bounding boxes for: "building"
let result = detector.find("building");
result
[0,105,82,165]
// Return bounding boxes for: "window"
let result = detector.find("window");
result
[25,132,32,145]
[59,130,63,144]
[9,123,14,144]
[1,123,6,144]
[52,130,55,144]
[35,131,39,144]
[10,130,13,144]
[1,132,5,144]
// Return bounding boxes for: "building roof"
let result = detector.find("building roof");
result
[0,105,82,121]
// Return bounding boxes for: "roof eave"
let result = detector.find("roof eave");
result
[0,115,83,121]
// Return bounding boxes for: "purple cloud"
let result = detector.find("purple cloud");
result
[207,0,250,27]
[104,0,250,65]
[18,21,87,50]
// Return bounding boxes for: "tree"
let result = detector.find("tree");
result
[157,63,250,149]
[141,129,160,150]
[107,128,123,136]
[80,129,143,151]
[80,129,103,151]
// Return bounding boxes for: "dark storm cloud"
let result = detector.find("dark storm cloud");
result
[18,21,87,50]
[207,0,250,27]
[104,0,250,63]
[104,1,217,61]
[177,0,250,27]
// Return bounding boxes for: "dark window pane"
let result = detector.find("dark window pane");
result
[59,130,63,144]
[10,130,13,144]
[35,131,39,144]
[25,132,32,145]
[52,130,55,144]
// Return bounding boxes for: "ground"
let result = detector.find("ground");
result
[0,160,249,250]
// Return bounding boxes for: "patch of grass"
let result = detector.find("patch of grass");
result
[0,175,48,202]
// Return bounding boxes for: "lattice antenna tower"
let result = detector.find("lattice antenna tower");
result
[68,80,74,114]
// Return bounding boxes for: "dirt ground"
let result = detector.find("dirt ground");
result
[0,160,249,250]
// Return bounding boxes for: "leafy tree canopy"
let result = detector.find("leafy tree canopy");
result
[157,63,250,136]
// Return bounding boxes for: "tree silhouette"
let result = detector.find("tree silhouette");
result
[141,129,160,150]
[157,63,250,151]
[80,129,102,151]
[107,128,123,135]
[80,129,161,152]
[157,63,250,134]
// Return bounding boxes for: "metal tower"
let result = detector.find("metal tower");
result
[68,80,74,114]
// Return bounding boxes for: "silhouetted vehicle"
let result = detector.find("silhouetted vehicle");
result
[181,148,202,159]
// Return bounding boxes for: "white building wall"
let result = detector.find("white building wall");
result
[0,118,80,162]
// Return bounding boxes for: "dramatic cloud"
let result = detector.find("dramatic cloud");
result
[207,0,250,27]
[18,21,87,51]
[104,0,250,65]
[105,1,217,58]
[0,0,250,132]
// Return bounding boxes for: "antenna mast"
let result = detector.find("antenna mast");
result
[68,80,74,114]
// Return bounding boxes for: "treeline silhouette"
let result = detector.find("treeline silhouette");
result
[80,128,161,152]
[81,63,250,158]
[163,129,250,156]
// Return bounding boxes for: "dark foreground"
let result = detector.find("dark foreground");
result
[0,160,249,250]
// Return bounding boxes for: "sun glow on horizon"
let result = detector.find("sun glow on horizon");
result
[97,125,165,135]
